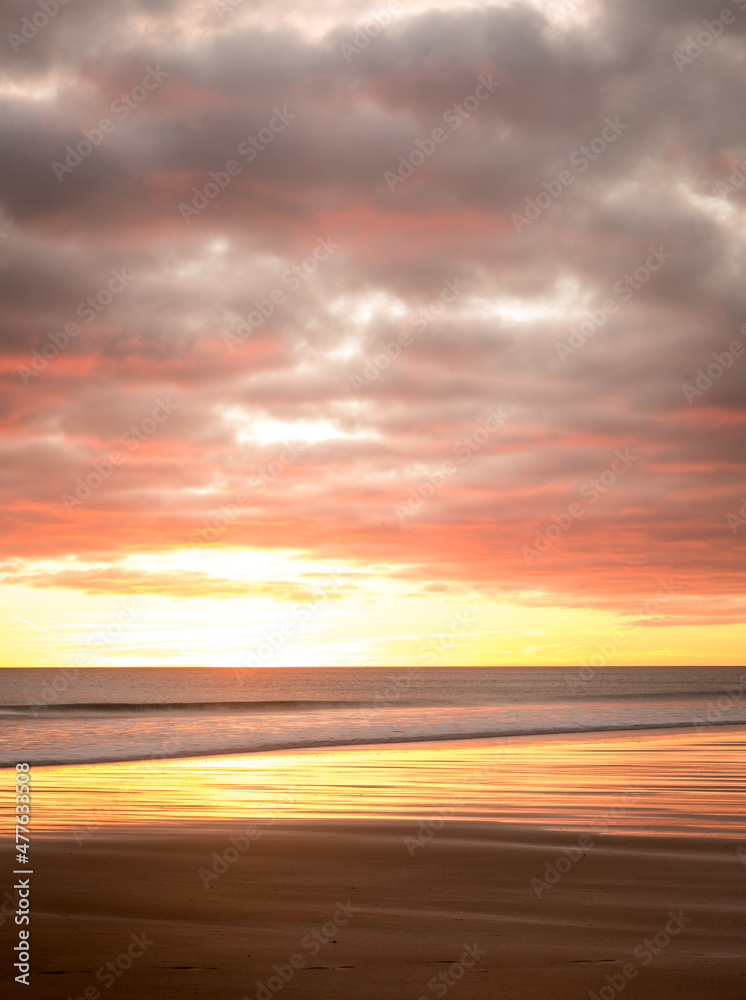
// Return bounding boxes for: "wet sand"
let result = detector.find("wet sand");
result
[13,820,746,1000]
[11,725,746,836]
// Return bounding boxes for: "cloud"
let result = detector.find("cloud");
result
[1,0,745,617]
[1,566,348,601]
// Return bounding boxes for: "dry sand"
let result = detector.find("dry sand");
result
[11,820,746,999]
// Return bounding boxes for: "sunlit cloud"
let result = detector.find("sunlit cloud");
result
[0,0,744,669]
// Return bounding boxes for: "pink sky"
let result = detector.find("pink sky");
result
[1,0,745,667]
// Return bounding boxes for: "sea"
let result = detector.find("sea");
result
[1,665,745,767]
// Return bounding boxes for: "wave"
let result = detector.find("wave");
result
[0,698,445,717]
[3,718,744,768]
[2,686,743,718]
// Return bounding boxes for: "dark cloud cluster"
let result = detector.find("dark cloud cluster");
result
[1,0,744,613]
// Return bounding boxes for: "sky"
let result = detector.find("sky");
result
[1,0,745,670]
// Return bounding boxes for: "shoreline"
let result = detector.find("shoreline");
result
[4,724,745,840]
[5,718,746,770]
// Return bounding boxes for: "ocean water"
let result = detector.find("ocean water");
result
[1,665,745,766]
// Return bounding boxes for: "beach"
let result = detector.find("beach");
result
[17,822,746,1000]
[3,725,746,998]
